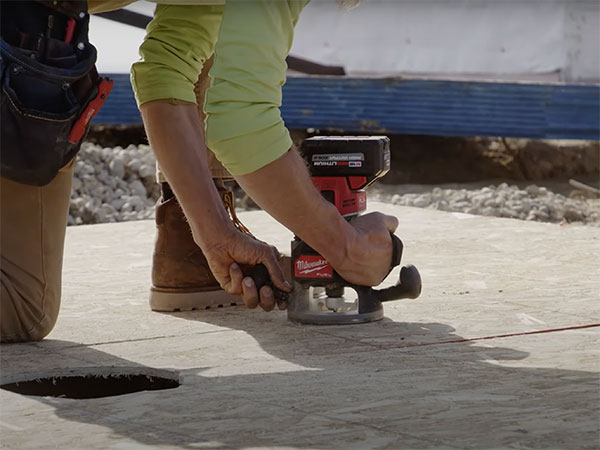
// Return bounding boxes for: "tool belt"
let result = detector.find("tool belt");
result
[0,1,112,186]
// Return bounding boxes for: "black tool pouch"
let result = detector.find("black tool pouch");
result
[0,1,112,186]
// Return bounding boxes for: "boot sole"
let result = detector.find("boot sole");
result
[149,256,292,312]
[149,287,243,312]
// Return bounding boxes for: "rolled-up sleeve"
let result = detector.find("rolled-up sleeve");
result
[205,0,309,175]
[130,4,223,106]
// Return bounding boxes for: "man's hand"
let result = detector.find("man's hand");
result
[202,230,291,311]
[333,212,399,287]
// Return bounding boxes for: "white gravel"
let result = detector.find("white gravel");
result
[69,142,158,226]
[371,184,599,226]
[70,143,599,226]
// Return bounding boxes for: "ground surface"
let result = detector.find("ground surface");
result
[1,203,599,449]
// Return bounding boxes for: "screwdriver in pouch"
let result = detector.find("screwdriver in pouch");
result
[43,15,54,62]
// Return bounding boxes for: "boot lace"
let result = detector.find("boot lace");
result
[220,190,254,237]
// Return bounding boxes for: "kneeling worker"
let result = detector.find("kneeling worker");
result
[0,0,395,343]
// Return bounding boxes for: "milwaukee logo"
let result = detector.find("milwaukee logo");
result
[297,258,327,271]
[294,255,333,278]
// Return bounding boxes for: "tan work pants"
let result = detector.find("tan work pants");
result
[0,166,73,342]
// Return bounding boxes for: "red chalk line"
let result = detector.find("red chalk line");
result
[392,323,600,349]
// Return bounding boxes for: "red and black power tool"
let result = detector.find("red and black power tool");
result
[285,136,421,325]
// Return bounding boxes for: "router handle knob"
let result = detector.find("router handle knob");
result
[375,265,422,302]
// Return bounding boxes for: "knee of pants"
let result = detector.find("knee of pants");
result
[0,277,61,343]
[21,308,59,343]
[1,165,71,344]
[31,314,59,341]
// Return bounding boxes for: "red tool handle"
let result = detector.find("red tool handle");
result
[64,18,76,43]
[68,78,113,144]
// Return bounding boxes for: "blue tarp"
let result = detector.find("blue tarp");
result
[94,75,600,140]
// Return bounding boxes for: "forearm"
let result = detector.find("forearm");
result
[140,101,236,247]
[235,149,357,269]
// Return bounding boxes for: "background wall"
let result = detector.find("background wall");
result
[290,0,600,82]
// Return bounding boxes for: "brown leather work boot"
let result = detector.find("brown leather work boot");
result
[149,182,289,312]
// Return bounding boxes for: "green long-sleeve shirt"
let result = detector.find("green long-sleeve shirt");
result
[92,1,309,175]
